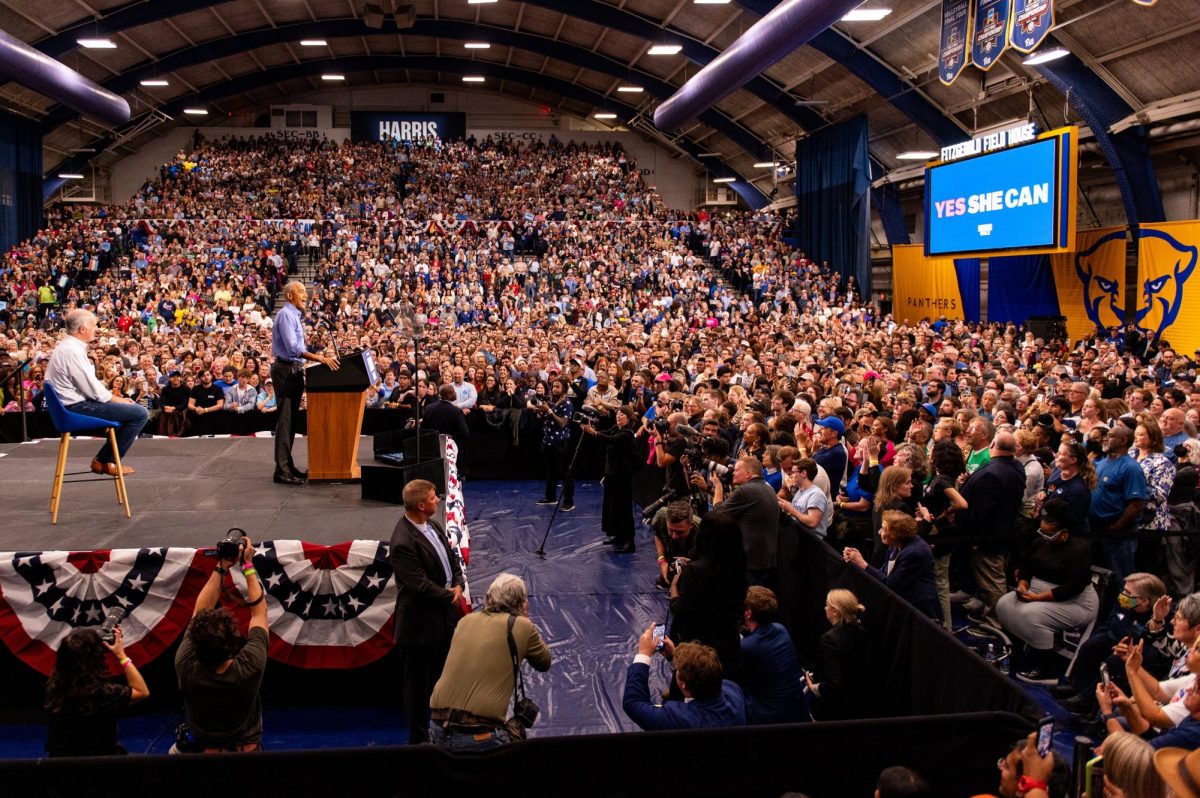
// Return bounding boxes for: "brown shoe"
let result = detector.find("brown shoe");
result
[90,459,106,475]
[103,462,134,476]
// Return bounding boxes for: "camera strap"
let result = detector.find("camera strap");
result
[505,614,528,704]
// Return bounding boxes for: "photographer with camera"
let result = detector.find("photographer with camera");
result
[532,377,576,512]
[44,619,149,757]
[711,456,780,588]
[428,573,551,751]
[651,410,693,501]
[581,405,639,552]
[653,500,700,590]
[173,529,267,753]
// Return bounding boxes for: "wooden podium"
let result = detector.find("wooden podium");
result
[305,349,377,482]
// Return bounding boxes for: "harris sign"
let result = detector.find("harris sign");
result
[350,112,467,143]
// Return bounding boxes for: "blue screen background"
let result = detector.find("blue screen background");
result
[926,138,1059,256]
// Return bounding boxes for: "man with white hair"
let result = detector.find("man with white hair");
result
[428,573,551,750]
[44,309,148,476]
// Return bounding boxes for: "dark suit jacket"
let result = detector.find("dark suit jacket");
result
[864,536,941,622]
[622,662,745,731]
[388,515,465,648]
[958,454,1026,552]
[421,399,469,445]
[816,622,872,720]
[723,477,780,570]
[739,623,806,725]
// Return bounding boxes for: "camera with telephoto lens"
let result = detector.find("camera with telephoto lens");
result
[653,418,671,435]
[217,528,247,561]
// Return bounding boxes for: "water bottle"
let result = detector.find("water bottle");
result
[985,642,996,664]
[997,650,1011,676]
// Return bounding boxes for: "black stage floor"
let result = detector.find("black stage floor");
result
[0,437,405,551]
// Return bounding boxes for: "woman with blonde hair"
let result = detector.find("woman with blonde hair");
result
[806,589,871,720]
[1102,731,1165,798]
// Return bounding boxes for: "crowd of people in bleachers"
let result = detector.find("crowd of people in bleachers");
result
[6,132,1200,793]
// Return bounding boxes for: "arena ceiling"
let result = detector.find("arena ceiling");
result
[3,0,1200,205]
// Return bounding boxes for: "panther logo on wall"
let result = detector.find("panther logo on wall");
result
[1075,227,1198,343]
[1075,229,1127,332]
[1133,228,1198,342]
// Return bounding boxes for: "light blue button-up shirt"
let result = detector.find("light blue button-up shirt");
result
[272,303,306,363]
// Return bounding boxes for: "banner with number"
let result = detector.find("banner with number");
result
[1009,0,1055,53]
[938,0,974,85]
[1137,221,1200,354]
[972,0,1014,70]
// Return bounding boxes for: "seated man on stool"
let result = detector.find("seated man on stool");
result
[44,309,147,476]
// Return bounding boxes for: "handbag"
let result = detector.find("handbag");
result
[505,614,540,741]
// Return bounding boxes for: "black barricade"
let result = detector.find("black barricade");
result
[1,711,1031,798]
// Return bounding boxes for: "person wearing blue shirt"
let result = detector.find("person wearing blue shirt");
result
[269,282,339,485]
[1091,426,1148,584]
[739,587,806,725]
[622,625,745,731]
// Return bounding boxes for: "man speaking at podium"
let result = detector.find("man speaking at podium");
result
[270,281,339,485]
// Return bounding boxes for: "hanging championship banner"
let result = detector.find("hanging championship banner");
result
[972,0,1014,70]
[1009,0,1055,53]
[938,0,973,86]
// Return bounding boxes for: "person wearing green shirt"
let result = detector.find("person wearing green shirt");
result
[966,416,994,475]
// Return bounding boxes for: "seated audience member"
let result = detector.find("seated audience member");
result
[1147,674,1200,751]
[428,573,551,751]
[173,533,268,753]
[1095,731,1165,797]
[157,370,190,436]
[985,733,1070,798]
[1059,572,1173,715]
[874,766,928,798]
[224,368,257,413]
[1156,745,1200,797]
[669,510,748,683]
[807,588,871,721]
[44,627,149,757]
[843,511,941,622]
[622,628,745,731]
[995,497,1098,684]
[738,586,806,725]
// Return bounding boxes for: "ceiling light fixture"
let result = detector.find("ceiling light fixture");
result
[1023,47,1070,65]
[139,79,169,87]
[697,152,721,158]
[57,173,84,180]
[183,108,208,115]
[753,161,778,168]
[77,38,117,49]
[467,0,498,4]
[694,0,732,4]
[841,8,892,21]
[616,86,643,93]
[321,74,345,81]
[713,176,736,183]
[300,39,328,46]
[462,76,486,82]
[464,42,491,49]
[594,112,617,119]
[896,150,938,160]
[647,44,683,55]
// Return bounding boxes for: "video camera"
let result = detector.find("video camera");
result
[572,405,602,425]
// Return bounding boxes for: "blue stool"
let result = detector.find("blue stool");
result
[43,384,131,524]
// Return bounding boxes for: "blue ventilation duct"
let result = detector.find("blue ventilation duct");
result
[654,0,863,132]
[0,29,129,127]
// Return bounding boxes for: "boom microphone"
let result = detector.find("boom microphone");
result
[675,423,702,437]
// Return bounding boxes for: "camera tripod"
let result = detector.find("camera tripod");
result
[535,423,589,559]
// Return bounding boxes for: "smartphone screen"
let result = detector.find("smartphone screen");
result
[1037,717,1054,759]
[1100,663,1111,689]
[652,623,666,651]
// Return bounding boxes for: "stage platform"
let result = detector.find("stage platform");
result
[0,436,404,551]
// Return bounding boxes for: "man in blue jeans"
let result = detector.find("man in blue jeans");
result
[45,309,148,476]
[1091,425,1147,584]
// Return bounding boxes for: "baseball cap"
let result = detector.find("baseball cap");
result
[919,403,938,419]
[655,373,672,383]
[814,416,845,436]
[168,370,181,377]
[1035,413,1056,429]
